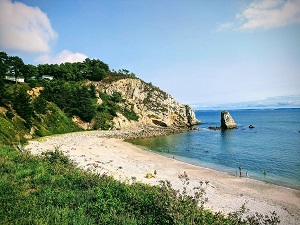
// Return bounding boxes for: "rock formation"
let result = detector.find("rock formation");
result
[92,78,201,130]
[220,110,237,129]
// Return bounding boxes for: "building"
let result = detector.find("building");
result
[4,75,25,83]
[38,75,54,80]
[30,75,54,81]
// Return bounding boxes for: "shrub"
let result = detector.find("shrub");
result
[33,96,47,114]
[5,109,14,120]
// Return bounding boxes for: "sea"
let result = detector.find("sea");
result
[128,108,300,190]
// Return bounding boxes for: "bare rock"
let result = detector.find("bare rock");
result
[94,78,201,129]
[220,110,237,129]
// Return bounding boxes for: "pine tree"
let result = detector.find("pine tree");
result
[12,88,34,127]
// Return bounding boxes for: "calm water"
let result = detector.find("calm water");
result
[128,108,300,190]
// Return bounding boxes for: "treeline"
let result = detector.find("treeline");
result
[0,51,136,82]
[0,52,110,82]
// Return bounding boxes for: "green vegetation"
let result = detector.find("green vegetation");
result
[0,51,109,82]
[0,102,81,145]
[40,80,97,122]
[0,147,280,224]
[93,92,138,130]
[0,52,139,141]
[33,103,81,137]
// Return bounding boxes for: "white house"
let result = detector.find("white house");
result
[38,75,54,80]
[30,75,54,81]
[4,75,25,83]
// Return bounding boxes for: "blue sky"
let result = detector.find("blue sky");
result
[1,0,300,109]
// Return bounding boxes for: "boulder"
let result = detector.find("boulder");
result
[208,126,221,130]
[220,110,237,129]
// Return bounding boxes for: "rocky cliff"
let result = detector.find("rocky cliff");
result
[92,77,201,130]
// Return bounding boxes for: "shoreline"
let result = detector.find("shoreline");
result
[25,130,300,224]
[146,151,300,191]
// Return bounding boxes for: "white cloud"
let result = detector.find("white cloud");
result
[219,0,300,30]
[37,50,88,64]
[0,0,57,53]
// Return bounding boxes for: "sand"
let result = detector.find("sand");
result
[25,131,300,224]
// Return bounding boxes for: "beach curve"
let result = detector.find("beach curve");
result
[25,130,300,225]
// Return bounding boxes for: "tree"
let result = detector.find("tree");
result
[12,88,34,127]
[0,52,9,78]
[89,84,97,98]
[23,64,39,81]
[33,96,48,114]
[60,62,76,80]
[83,58,109,81]
[0,76,5,106]
[37,64,51,77]
[49,64,61,79]
[7,56,25,83]
[72,86,96,122]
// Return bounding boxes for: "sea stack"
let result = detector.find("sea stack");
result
[220,110,237,129]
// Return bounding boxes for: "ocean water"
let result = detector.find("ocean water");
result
[128,108,300,190]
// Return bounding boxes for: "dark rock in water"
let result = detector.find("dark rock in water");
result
[220,110,237,129]
[208,126,221,130]
[249,124,255,128]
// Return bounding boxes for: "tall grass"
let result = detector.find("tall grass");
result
[0,147,280,224]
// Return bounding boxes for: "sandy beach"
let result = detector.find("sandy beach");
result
[25,131,300,224]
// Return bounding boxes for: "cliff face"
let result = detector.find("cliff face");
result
[94,78,201,130]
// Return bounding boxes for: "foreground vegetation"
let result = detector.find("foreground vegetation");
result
[0,146,280,224]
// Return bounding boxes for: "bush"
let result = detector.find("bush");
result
[93,112,114,130]
[12,87,34,127]
[5,109,14,120]
[42,148,70,165]
[121,107,139,121]
[33,96,47,114]
[97,92,139,125]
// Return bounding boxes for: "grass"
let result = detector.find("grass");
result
[0,146,280,225]
[0,114,28,145]
[0,103,81,145]
[34,102,81,136]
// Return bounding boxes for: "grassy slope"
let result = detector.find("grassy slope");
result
[0,102,81,145]
[33,102,81,136]
[0,147,212,224]
[0,111,34,145]
[0,147,280,225]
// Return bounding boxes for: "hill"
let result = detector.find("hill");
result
[0,52,200,144]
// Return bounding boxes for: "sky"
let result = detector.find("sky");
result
[0,0,300,109]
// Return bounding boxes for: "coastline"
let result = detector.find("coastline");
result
[25,130,300,225]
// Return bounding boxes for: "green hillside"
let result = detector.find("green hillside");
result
[0,52,138,144]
